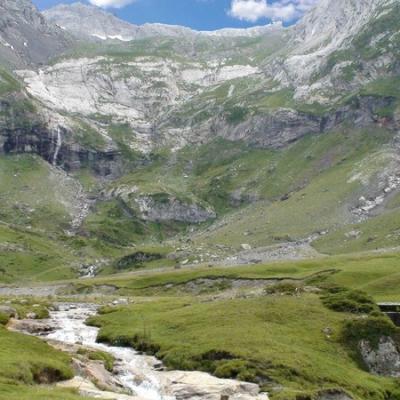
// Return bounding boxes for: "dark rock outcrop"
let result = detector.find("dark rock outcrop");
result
[215,95,398,149]
[0,94,123,177]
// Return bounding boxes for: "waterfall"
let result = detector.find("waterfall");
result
[52,127,62,166]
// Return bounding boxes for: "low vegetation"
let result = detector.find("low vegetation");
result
[321,288,379,314]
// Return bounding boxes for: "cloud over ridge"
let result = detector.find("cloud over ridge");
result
[88,0,136,9]
[229,0,317,22]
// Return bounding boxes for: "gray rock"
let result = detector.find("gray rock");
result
[8,318,54,334]
[359,336,400,377]
[316,389,353,400]
[135,195,216,224]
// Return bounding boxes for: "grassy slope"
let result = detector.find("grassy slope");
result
[0,325,82,400]
[189,128,394,248]
[96,126,394,250]
[89,292,399,400]
[0,68,20,96]
[0,223,79,283]
[0,154,116,283]
[314,207,400,254]
[0,155,73,232]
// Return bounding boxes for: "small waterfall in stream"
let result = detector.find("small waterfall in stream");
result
[52,127,62,166]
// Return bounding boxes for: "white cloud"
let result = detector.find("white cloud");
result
[228,0,317,23]
[88,0,136,9]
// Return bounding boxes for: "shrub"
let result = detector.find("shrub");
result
[31,365,70,384]
[225,106,248,124]
[265,282,303,296]
[115,251,162,270]
[342,316,398,349]
[214,360,257,382]
[321,289,378,314]
[96,333,160,355]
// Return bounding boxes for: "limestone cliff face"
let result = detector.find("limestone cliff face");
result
[16,57,262,153]
[1,0,400,167]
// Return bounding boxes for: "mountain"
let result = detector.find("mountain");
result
[18,0,400,151]
[2,2,400,399]
[0,0,400,280]
[43,2,282,41]
[43,2,282,40]
[0,0,72,67]
[276,0,399,94]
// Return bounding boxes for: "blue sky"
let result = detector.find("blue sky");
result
[33,0,318,31]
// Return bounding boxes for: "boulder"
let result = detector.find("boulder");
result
[57,376,142,399]
[160,370,268,400]
[7,318,54,335]
[0,305,17,318]
[359,336,400,377]
[83,360,123,393]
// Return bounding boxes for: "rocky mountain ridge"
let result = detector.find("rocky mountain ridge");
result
[21,0,398,153]
[43,2,283,41]
[0,0,72,67]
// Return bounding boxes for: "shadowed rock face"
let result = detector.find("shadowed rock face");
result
[0,94,123,177]
[0,0,72,67]
[1,125,123,177]
[168,95,398,150]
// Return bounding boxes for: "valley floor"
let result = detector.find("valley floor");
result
[1,251,400,400]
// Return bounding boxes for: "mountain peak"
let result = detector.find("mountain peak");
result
[294,0,393,52]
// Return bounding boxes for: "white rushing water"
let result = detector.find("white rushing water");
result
[52,126,62,166]
[46,303,175,400]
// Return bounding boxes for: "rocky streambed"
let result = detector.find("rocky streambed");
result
[9,303,269,400]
